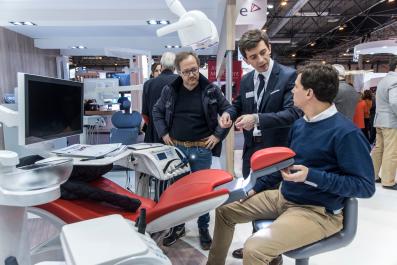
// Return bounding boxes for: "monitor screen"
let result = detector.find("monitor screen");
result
[18,74,83,145]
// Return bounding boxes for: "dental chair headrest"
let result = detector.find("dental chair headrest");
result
[250,147,296,172]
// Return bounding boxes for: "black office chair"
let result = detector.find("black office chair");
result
[253,198,358,265]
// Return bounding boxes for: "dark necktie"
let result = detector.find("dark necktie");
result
[257,74,265,99]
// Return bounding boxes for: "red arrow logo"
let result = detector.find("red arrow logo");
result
[251,3,261,12]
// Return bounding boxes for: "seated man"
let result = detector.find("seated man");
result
[207,64,375,265]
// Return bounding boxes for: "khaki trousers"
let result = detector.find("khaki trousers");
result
[206,189,343,265]
[371,127,397,186]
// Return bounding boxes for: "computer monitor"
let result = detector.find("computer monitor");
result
[17,73,84,145]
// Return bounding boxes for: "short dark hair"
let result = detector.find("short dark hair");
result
[238,29,270,59]
[298,64,339,104]
[389,57,397,71]
[174,51,200,72]
[150,62,160,78]
[362,90,372,100]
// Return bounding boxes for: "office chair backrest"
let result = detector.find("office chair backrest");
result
[110,111,142,145]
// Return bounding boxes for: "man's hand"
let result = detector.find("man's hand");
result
[204,135,220,150]
[219,112,233,128]
[235,114,256,131]
[162,133,174,146]
[239,189,256,203]
[281,165,309,183]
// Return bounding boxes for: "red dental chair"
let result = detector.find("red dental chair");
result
[29,147,295,263]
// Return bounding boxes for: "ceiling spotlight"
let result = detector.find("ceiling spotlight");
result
[147,20,157,25]
[266,11,270,15]
[291,54,296,57]
[366,60,370,63]
[281,1,287,6]
[23,21,36,26]
[159,20,170,25]
[322,60,326,64]
[71,45,87,49]
[310,42,315,47]
[268,4,274,9]
[338,26,344,31]
[262,28,267,32]
[9,21,36,26]
[388,0,395,3]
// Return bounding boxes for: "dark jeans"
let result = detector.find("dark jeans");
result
[175,144,212,229]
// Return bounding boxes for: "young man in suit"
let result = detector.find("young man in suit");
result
[219,28,302,259]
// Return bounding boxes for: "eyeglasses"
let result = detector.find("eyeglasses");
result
[180,67,199,76]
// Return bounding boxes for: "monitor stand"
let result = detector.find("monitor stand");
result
[3,125,67,159]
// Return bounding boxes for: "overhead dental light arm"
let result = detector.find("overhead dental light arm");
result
[156,16,195,37]
[165,0,187,17]
[157,0,219,50]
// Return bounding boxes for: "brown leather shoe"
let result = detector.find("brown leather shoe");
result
[232,248,243,259]
[270,255,283,265]
[232,248,282,265]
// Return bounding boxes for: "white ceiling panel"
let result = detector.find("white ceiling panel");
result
[0,0,227,55]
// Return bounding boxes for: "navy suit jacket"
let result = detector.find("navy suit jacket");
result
[227,62,301,153]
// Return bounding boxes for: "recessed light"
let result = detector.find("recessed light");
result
[9,21,36,26]
[266,11,270,15]
[281,1,287,6]
[322,60,326,64]
[291,54,296,57]
[310,42,315,46]
[71,46,87,49]
[147,20,170,25]
[366,60,370,63]
[165,45,181,49]
[339,26,344,31]
[268,4,274,9]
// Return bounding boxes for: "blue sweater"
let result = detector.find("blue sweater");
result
[254,113,375,211]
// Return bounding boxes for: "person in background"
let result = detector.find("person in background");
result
[371,57,397,190]
[362,90,373,140]
[117,92,128,105]
[207,64,375,265]
[150,62,161,79]
[369,88,377,144]
[332,64,359,120]
[152,51,232,250]
[142,52,178,143]
[219,28,301,260]
[353,92,369,137]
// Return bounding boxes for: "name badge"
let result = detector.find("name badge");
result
[245,91,254,98]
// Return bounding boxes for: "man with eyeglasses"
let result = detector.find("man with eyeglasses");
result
[219,29,302,259]
[152,51,232,250]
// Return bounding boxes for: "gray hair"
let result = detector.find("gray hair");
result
[160,52,176,71]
